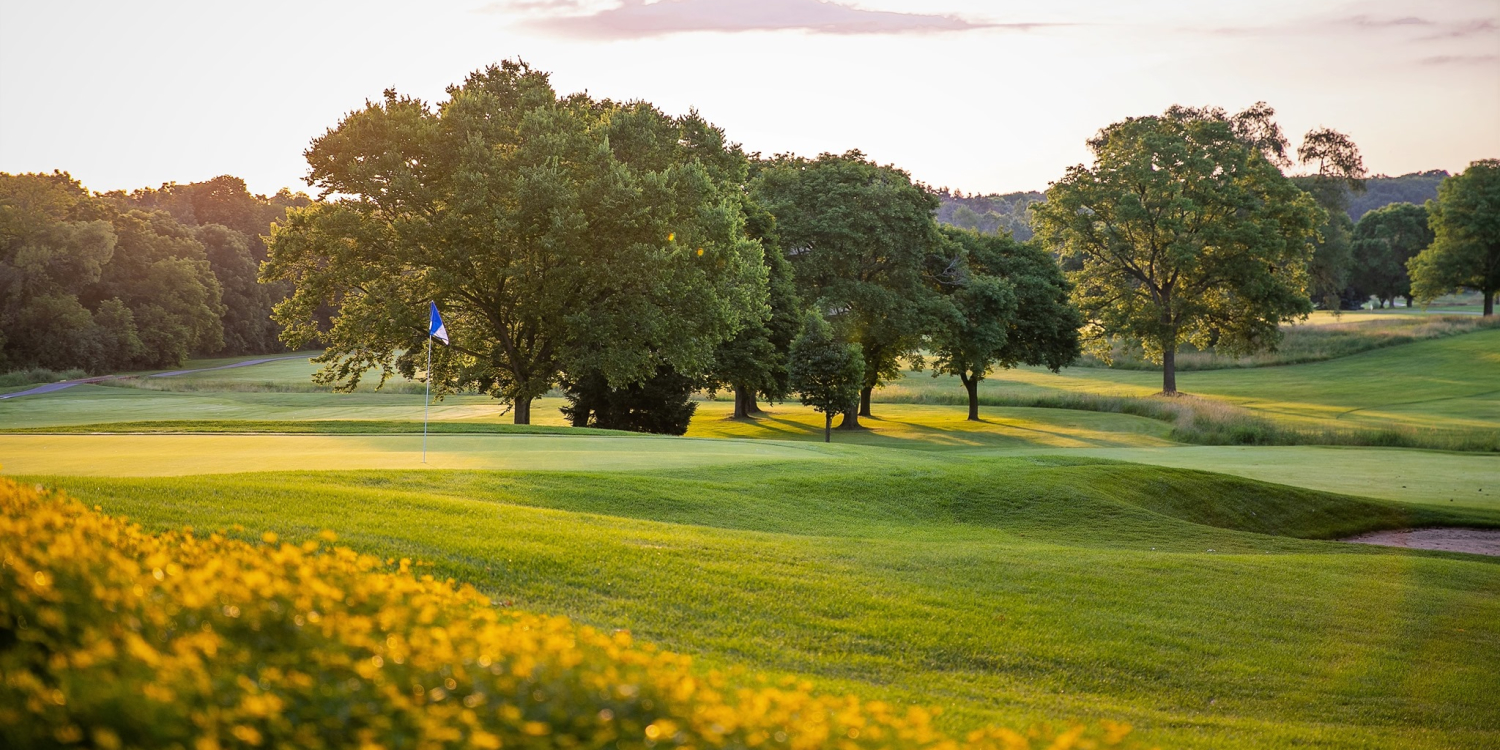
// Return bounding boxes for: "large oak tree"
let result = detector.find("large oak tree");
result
[264,62,768,423]
[1409,159,1500,316]
[1350,202,1431,308]
[1031,108,1323,394]
[928,227,1081,420]
[751,151,941,427]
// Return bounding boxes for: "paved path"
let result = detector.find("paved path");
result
[0,356,306,400]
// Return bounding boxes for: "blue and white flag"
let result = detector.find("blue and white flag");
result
[428,302,449,344]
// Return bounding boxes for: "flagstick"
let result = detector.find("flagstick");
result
[423,333,431,464]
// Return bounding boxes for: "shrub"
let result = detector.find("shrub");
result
[0,368,87,388]
[0,480,1143,749]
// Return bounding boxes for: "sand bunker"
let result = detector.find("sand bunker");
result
[1343,528,1500,557]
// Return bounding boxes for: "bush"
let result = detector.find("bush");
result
[0,368,87,388]
[560,366,698,435]
[0,480,1141,749]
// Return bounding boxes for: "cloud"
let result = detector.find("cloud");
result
[1419,53,1499,65]
[512,0,1033,39]
[1420,18,1498,39]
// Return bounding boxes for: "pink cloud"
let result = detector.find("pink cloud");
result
[518,0,1039,39]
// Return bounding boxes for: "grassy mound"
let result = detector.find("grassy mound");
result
[0,479,1138,750]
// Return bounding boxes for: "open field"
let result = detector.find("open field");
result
[1076,313,1500,370]
[20,458,1500,749]
[890,328,1500,433]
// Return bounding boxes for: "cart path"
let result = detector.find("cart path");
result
[0,356,306,400]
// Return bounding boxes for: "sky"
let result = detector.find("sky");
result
[1,0,1496,197]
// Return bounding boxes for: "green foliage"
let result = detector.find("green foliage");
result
[0,367,86,388]
[1294,177,1358,309]
[1350,202,1432,306]
[560,365,698,435]
[787,311,864,440]
[1409,159,1500,316]
[751,151,941,421]
[704,197,802,416]
[1031,106,1323,393]
[927,228,1080,418]
[264,62,768,423]
[107,175,311,355]
[0,172,225,373]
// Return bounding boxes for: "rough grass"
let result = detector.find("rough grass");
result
[875,389,1500,452]
[1077,314,1500,371]
[29,459,1500,750]
[0,367,87,388]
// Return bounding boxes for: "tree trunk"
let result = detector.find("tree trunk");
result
[824,413,831,443]
[746,392,763,414]
[1162,347,1177,395]
[858,386,873,418]
[514,396,532,425]
[1403,294,1414,308]
[732,385,749,419]
[1485,290,1495,317]
[962,373,980,421]
[838,408,861,430]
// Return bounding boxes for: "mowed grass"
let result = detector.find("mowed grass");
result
[29,457,1500,749]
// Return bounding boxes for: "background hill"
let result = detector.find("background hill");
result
[936,171,1447,239]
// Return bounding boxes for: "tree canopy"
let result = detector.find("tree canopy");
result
[1409,159,1500,316]
[263,61,768,423]
[928,227,1080,420]
[787,310,864,442]
[1031,106,1323,394]
[1349,202,1432,307]
[751,151,942,427]
[0,172,227,373]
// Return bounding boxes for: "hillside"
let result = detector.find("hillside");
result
[936,171,1448,239]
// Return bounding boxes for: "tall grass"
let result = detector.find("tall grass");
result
[0,367,87,388]
[1079,315,1500,371]
[879,388,1500,453]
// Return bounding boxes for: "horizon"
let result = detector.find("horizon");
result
[2,0,1497,197]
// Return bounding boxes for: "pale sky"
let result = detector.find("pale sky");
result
[2,0,1496,197]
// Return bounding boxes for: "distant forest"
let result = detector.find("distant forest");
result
[933,189,1044,240]
[936,171,1446,239]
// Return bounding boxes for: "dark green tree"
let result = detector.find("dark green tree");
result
[1295,127,1367,309]
[929,228,1081,420]
[1350,203,1432,307]
[1031,107,1323,394]
[109,175,311,354]
[705,196,802,418]
[1,172,223,373]
[752,151,941,428]
[560,365,698,435]
[1409,159,1500,316]
[788,311,864,443]
[263,62,768,423]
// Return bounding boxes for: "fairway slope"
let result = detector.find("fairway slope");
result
[33,460,1500,749]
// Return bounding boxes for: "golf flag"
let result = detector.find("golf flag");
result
[428,302,448,344]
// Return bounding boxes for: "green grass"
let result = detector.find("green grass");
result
[888,328,1500,436]
[27,458,1500,750]
[1077,314,1500,371]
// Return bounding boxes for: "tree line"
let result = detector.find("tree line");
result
[0,174,307,372]
[6,62,1494,422]
[261,63,1082,437]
